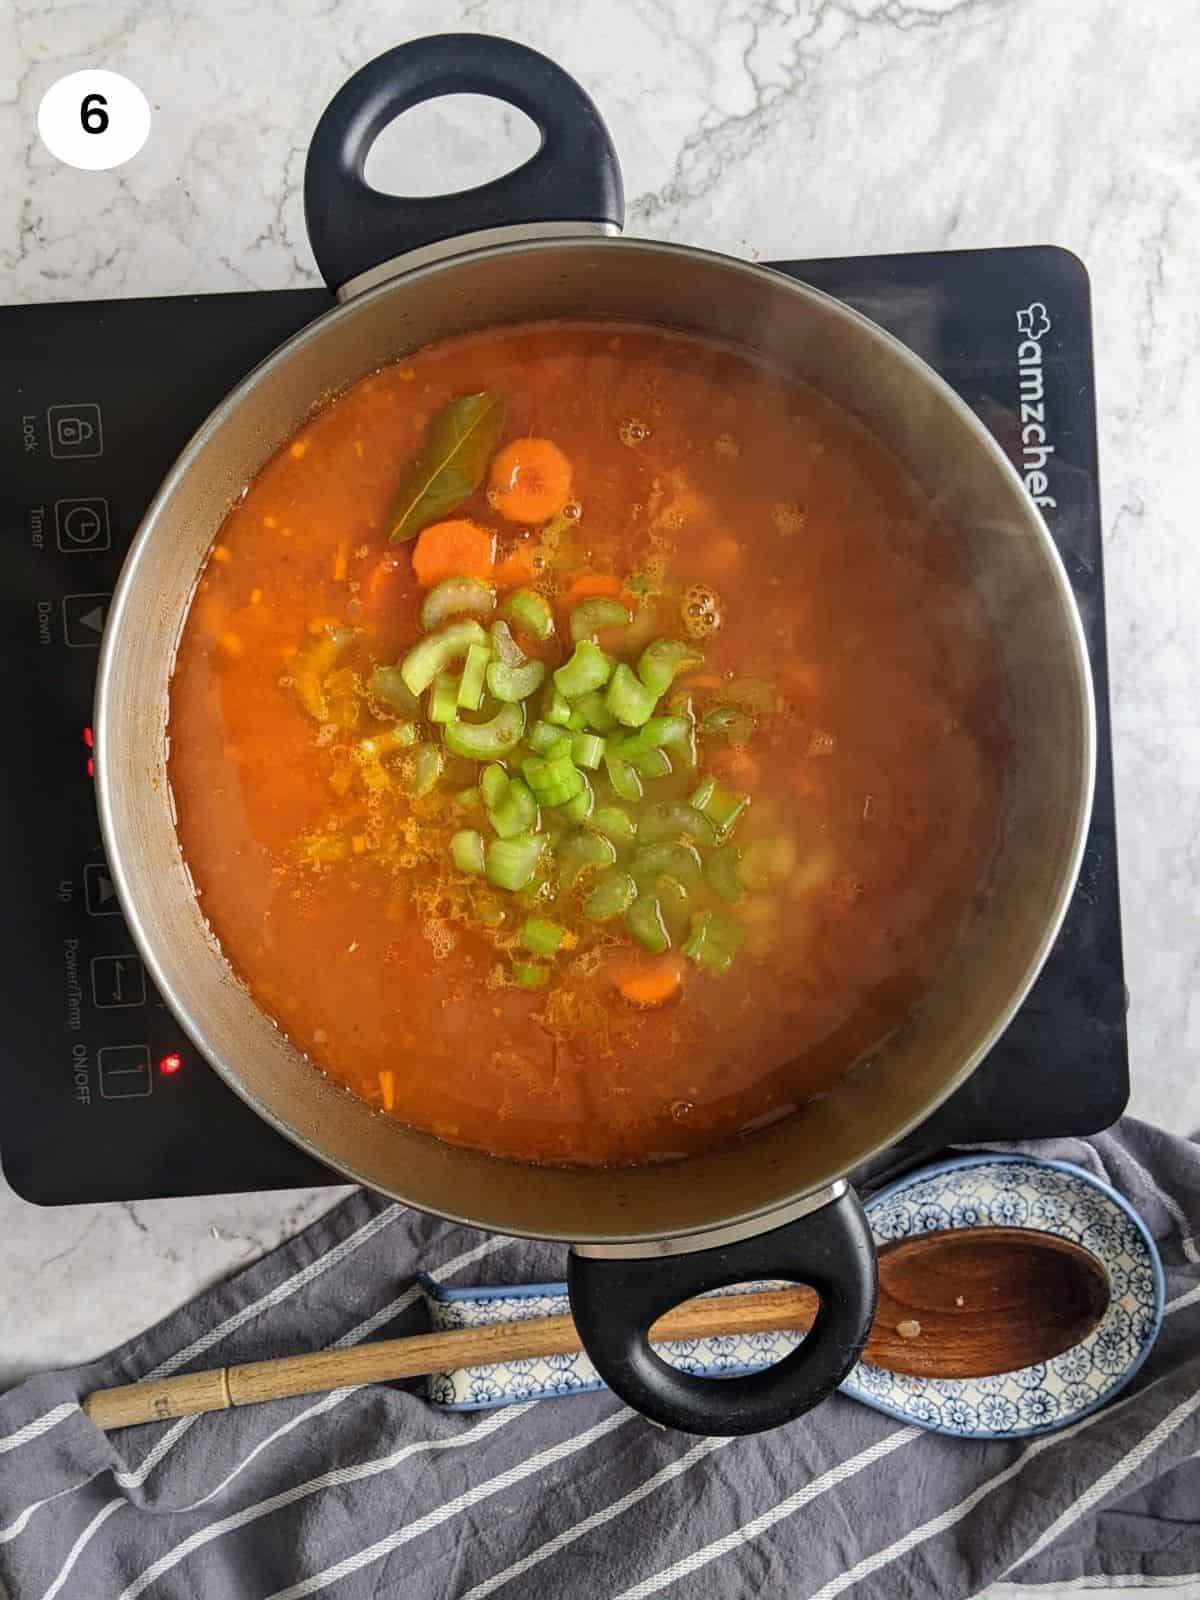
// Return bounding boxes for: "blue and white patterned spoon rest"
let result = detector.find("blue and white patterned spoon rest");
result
[422,1154,1164,1440]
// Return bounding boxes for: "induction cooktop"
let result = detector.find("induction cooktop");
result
[0,243,1127,1205]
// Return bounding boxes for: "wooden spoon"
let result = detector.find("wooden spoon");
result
[870,1225,1109,1378]
[83,1225,1108,1431]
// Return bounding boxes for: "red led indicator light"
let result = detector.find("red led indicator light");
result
[159,1052,183,1077]
[85,757,95,779]
[82,726,94,748]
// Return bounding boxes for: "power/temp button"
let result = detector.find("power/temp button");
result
[90,953,146,1008]
[98,1044,152,1099]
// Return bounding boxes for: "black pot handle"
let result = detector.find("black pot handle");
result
[304,34,624,294]
[567,1186,877,1436]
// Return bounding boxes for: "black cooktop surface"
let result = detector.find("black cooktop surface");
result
[0,244,1127,1205]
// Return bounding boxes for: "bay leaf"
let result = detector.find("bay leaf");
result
[386,390,506,544]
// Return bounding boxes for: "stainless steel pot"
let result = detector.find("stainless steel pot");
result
[95,35,1094,1436]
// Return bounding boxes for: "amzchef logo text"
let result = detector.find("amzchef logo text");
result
[1016,301,1056,510]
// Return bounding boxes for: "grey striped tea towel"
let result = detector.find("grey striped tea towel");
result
[0,1116,1197,1600]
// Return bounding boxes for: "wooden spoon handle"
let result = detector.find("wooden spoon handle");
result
[83,1286,820,1430]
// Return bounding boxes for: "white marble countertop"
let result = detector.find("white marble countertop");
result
[1,4,1197,1594]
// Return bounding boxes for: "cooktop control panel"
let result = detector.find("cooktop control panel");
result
[0,290,339,1202]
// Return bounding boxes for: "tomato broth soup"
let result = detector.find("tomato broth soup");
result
[168,322,1009,1166]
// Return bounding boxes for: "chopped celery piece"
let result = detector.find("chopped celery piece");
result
[707,843,744,902]
[443,700,525,760]
[663,693,699,769]
[369,665,420,717]
[652,873,692,942]
[590,805,637,846]
[666,726,697,771]
[523,754,584,807]
[612,716,691,758]
[487,657,545,703]
[409,741,443,797]
[629,747,672,780]
[638,801,719,849]
[558,772,594,823]
[736,835,797,892]
[603,750,644,803]
[574,691,619,734]
[638,637,704,696]
[701,705,756,745]
[480,763,509,809]
[489,777,538,840]
[558,828,617,890]
[453,786,482,812]
[584,867,637,922]
[501,588,555,642]
[630,841,704,894]
[528,720,562,756]
[524,748,585,800]
[571,733,605,770]
[458,642,491,711]
[489,619,526,667]
[570,597,631,643]
[420,575,495,632]
[512,961,550,990]
[485,833,546,892]
[605,662,658,727]
[400,619,487,696]
[450,829,486,876]
[544,734,573,762]
[478,897,506,928]
[429,672,459,725]
[521,917,568,956]
[543,684,573,726]
[691,776,750,837]
[566,709,587,731]
[357,722,418,762]
[682,908,744,974]
[553,640,612,698]
[625,896,670,954]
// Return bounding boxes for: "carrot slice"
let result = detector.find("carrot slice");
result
[489,438,573,524]
[611,952,685,1009]
[562,572,622,609]
[411,519,495,588]
[493,542,539,590]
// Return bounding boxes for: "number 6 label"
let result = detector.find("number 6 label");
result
[37,70,151,171]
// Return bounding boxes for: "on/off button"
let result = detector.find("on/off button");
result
[98,1044,152,1099]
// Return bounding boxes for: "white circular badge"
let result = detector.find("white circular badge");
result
[37,70,151,172]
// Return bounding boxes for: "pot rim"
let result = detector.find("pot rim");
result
[95,233,1096,1245]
